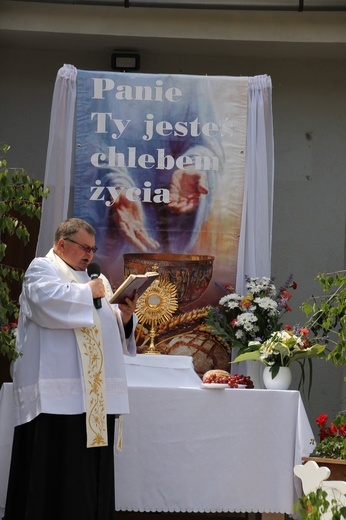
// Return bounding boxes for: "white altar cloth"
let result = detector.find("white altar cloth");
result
[0,382,314,517]
[124,354,202,388]
[115,386,314,515]
[0,383,14,518]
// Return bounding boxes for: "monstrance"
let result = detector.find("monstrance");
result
[135,272,178,355]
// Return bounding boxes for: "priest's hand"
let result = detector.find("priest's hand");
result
[118,291,139,325]
[88,278,105,299]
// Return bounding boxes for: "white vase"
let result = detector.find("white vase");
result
[263,366,292,390]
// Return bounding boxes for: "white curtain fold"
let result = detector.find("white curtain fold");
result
[36,64,77,256]
[36,67,274,296]
[235,74,274,294]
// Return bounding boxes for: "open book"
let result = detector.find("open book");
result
[109,271,159,304]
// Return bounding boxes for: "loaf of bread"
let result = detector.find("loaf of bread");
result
[202,369,230,382]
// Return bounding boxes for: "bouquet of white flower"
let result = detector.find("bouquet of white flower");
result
[206,275,296,354]
[233,328,325,379]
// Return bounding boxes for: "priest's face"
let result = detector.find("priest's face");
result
[57,229,97,271]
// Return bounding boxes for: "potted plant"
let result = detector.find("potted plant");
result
[205,275,327,389]
[0,143,49,364]
[231,328,325,389]
[207,271,346,390]
[302,412,346,481]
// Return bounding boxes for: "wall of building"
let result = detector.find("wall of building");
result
[1,6,345,429]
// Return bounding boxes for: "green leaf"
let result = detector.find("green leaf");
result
[232,351,262,364]
[0,143,50,361]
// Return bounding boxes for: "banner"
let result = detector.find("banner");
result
[74,70,249,373]
[35,66,273,376]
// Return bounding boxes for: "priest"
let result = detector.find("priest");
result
[3,218,138,520]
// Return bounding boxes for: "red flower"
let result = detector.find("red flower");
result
[231,318,238,328]
[332,423,346,438]
[290,281,298,290]
[315,413,346,442]
[281,290,292,300]
[316,413,328,427]
[319,428,332,440]
[316,414,329,441]
[330,423,337,434]
[300,328,310,337]
[284,324,292,330]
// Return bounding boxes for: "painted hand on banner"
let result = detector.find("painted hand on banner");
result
[168,168,208,214]
[113,193,160,253]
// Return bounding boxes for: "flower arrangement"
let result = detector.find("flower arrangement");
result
[234,328,325,380]
[206,275,326,385]
[310,412,346,460]
[206,275,296,352]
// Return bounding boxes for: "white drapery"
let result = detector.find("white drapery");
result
[37,64,77,250]
[235,74,274,293]
[36,65,274,293]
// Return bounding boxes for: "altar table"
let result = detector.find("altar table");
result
[115,386,313,515]
[0,356,314,517]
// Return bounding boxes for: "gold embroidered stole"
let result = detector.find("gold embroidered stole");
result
[102,281,124,452]
[47,249,108,448]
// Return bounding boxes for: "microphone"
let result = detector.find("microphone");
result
[87,262,102,309]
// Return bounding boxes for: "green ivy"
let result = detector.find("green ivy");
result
[0,144,49,361]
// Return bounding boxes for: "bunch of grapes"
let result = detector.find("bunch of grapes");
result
[202,372,254,388]
[227,374,254,389]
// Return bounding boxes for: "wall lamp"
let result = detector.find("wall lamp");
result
[111,51,141,71]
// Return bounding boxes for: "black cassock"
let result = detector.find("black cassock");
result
[3,413,116,520]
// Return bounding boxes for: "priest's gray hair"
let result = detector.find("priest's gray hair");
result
[53,218,96,245]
